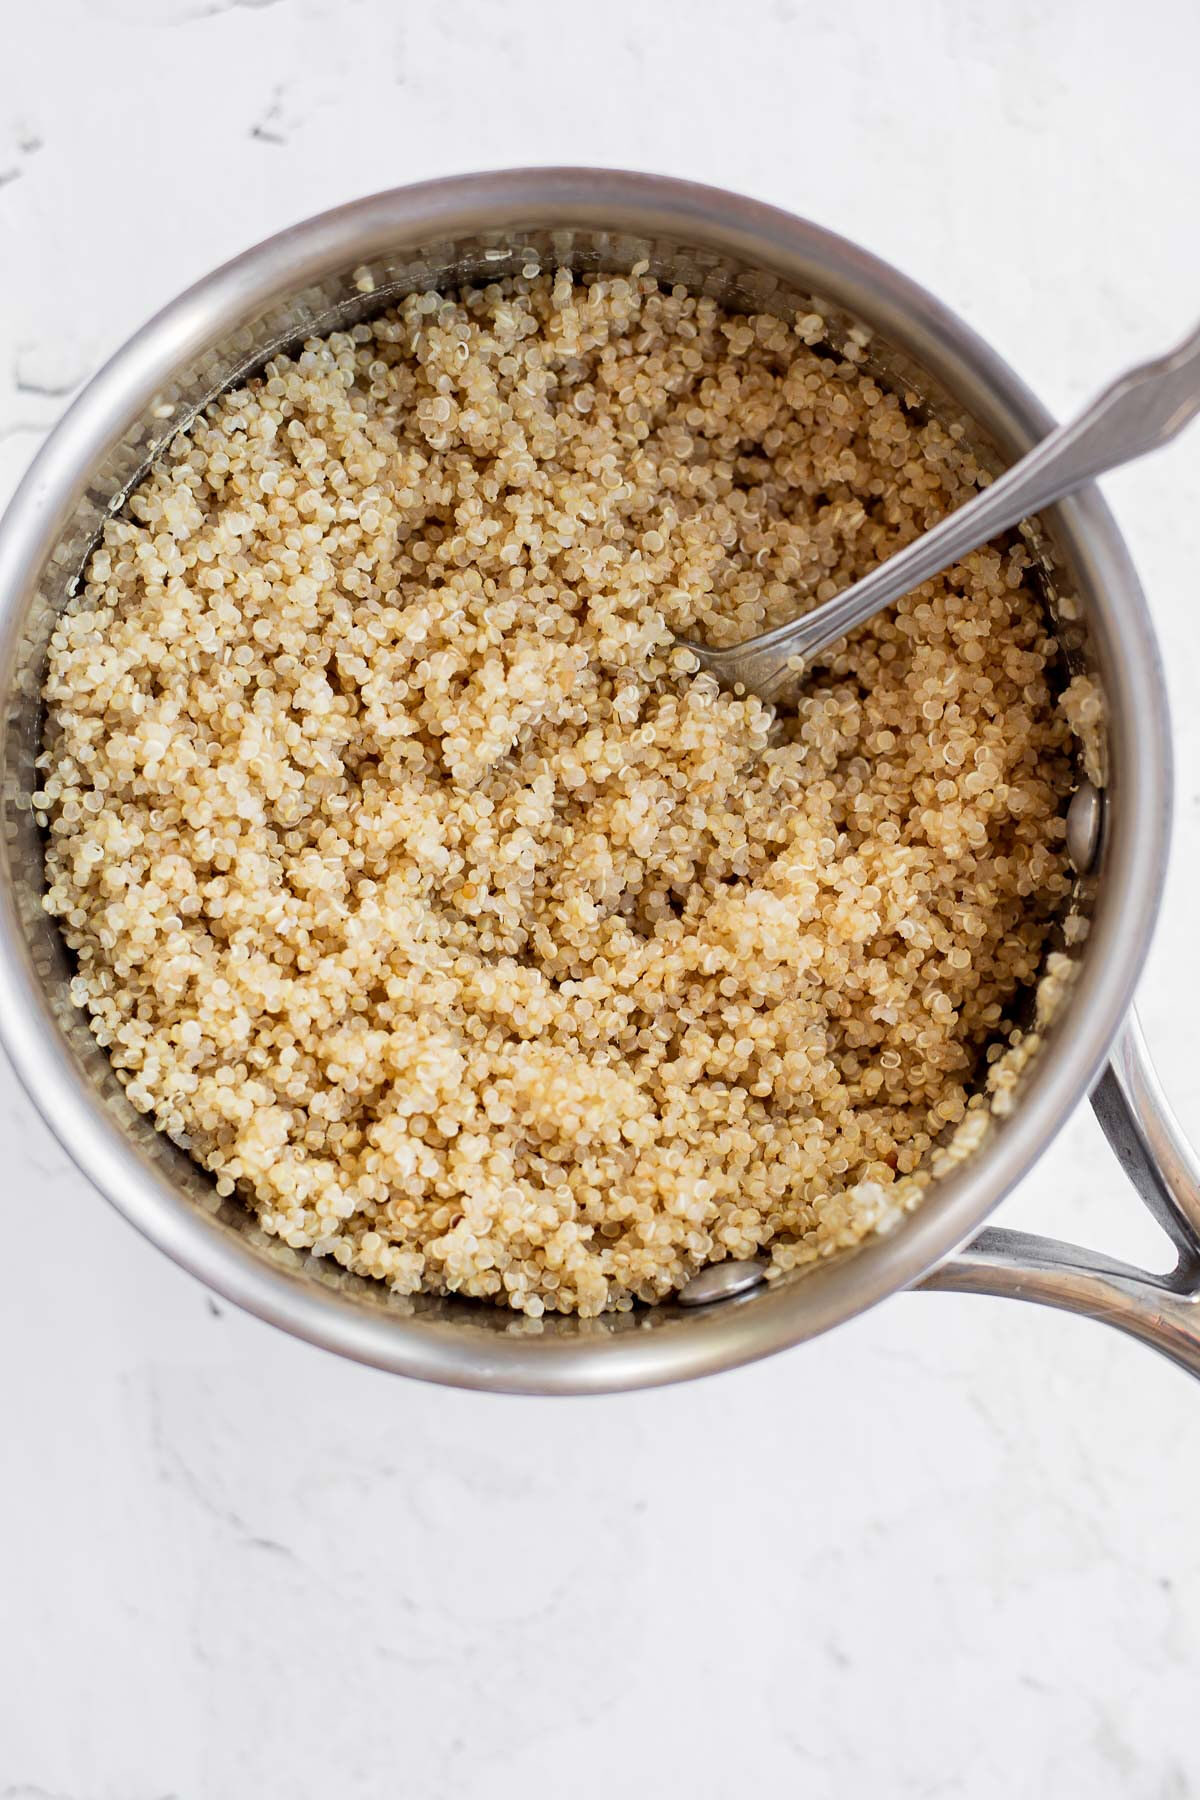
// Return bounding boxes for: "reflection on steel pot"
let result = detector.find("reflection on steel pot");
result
[1,169,1197,1392]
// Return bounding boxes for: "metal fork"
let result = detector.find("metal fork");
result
[682,320,1200,701]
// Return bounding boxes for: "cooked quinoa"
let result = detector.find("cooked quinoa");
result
[37,268,1078,1317]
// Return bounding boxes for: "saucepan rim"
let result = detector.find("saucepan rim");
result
[0,168,1172,1392]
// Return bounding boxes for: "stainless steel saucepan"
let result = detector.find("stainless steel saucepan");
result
[1,168,1197,1393]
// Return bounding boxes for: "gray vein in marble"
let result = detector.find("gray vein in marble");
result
[140,1373,302,1561]
[4,1791,179,1800]
[96,0,286,21]
[3,1108,70,1181]
[13,368,79,400]
[0,128,43,187]
[249,85,288,143]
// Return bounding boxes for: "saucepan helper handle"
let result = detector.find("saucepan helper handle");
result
[919,1010,1200,1381]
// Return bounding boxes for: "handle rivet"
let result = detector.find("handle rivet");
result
[1066,781,1104,874]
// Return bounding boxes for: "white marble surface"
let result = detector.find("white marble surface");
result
[3,2,1200,1794]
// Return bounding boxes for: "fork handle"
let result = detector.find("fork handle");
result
[695,319,1200,701]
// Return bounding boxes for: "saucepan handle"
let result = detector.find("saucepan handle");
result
[920,1009,1200,1380]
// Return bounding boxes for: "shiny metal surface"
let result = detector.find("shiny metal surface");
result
[688,319,1200,701]
[1066,781,1104,875]
[0,168,1190,1392]
[676,1259,769,1307]
[925,1019,1200,1380]
[1092,1016,1200,1260]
